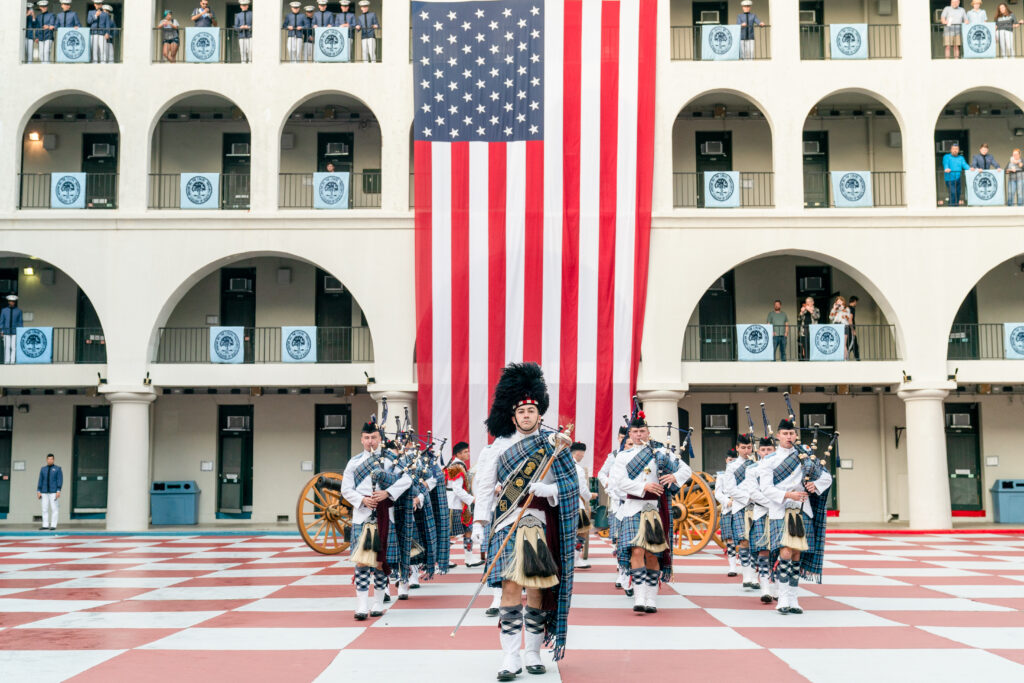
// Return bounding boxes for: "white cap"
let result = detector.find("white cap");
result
[6,295,18,302]
[359,0,370,6]
[304,5,314,11]
[741,0,752,5]
[37,0,50,6]
[103,3,112,8]
[289,1,301,6]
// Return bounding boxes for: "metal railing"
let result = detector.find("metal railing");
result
[948,323,1007,360]
[0,327,106,364]
[22,27,123,63]
[278,172,382,208]
[670,25,771,60]
[284,27,381,63]
[931,23,1024,59]
[155,326,373,363]
[802,171,905,208]
[682,324,899,362]
[672,172,774,208]
[152,28,249,63]
[18,173,118,209]
[935,170,1024,207]
[148,173,250,210]
[798,25,900,60]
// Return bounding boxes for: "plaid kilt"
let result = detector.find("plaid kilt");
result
[615,512,643,567]
[730,508,748,542]
[750,515,784,553]
[608,513,620,542]
[449,510,467,536]
[350,520,399,566]
[484,523,520,589]
[719,511,735,541]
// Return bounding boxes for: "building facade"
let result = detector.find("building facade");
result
[3,0,1024,531]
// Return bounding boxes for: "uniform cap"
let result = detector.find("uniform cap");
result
[102,3,112,9]
[736,433,752,445]
[359,0,370,6]
[38,0,50,6]
[485,362,549,438]
[758,437,774,448]
[741,0,753,5]
[6,295,18,302]
[778,418,796,431]
[304,5,315,11]
[289,1,301,6]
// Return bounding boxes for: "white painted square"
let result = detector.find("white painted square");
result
[828,597,1012,612]
[235,598,369,612]
[567,625,759,650]
[50,577,191,589]
[706,609,899,628]
[923,584,1024,599]
[316,650,560,683]
[772,649,1024,683]
[0,650,125,683]
[19,611,224,629]
[918,627,1024,649]
[0,598,115,612]
[130,585,283,601]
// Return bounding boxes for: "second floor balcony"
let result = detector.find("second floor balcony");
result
[682,323,899,362]
[155,326,373,363]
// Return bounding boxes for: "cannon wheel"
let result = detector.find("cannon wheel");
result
[296,472,352,555]
[597,528,610,539]
[671,471,718,556]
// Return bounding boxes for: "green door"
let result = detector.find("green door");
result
[72,405,110,516]
[799,1,825,59]
[701,403,737,474]
[948,288,978,361]
[0,408,12,515]
[697,269,735,361]
[695,131,732,208]
[76,288,106,363]
[692,2,728,60]
[316,268,354,362]
[218,405,254,515]
[315,405,352,473]
[803,131,829,207]
[81,133,118,209]
[221,132,251,209]
[221,268,256,363]
[799,402,838,510]
[945,403,983,511]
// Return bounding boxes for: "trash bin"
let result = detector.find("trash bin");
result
[990,480,1024,524]
[151,481,200,525]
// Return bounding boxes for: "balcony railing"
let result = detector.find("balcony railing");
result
[278,172,382,209]
[0,327,106,364]
[672,172,774,208]
[682,324,899,362]
[803,171,905,208]
[23,28,122,63]
[18,173,118,209]
[152,28,249,63]
[148,173,250,210]
[948,323,1008,360]
[798,25,900,60]
[935,170,1023,207]
[931,23,1024,59]
[670,25,771,60]
[283,27,381,63]
[155,326,373,363]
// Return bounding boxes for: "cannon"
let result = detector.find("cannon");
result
[296,472,353,554]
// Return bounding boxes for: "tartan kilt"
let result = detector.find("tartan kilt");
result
[730,509,748,542]
[449,510,466,536]
[485,523,518,588]
[608,513,620,542]
[750,515,815,553]
[615,512,643,567]
[350,520,400,566]
[719,511,735,541]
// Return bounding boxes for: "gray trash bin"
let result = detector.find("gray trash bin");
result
[990,480,1024,524]
[151,481,201,525]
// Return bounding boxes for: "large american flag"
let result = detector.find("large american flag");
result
[413,0,656,471]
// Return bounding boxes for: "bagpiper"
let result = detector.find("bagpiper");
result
[472,362,579,680]
[714,448,739,577]
[446,441,479,567]
[720,434,759,589]
[571,442,596,570]
[597,426,630,589]
[745,436,780,604]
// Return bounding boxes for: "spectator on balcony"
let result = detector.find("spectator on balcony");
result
[1006,149,1023,206]
[829,296,853,360]
[941,0,968,58]
[335,0,356,38]
[158,10,180,63]
[303,6,317,61]
[25,4,39,63]
[191,0,215,28]
[356,1,379,63]
[943,144,971,206]
[766,300,789,362]
[995,5,1022,57]
[87,1,113,63]
[283,1,307,63]
[234,2,252,63]
[2,296,23,365]
[737,1,764,60]
[312,1,333,30]
[971,143,1000,170]
[966,0,988,23]
[797,297,819,361]
[36,1,57,63]
[847,296,860,361]
[54,1,80,29]
[102,4,115,62]
[326,161,337,173]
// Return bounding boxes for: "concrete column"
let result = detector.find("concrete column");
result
[370,388,417,437]
[102,387,156,531]
[898,5,938,210]
[897,386,952,530]
[380,6,412,212]
[637,389,686,448]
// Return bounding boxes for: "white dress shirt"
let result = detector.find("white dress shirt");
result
[610,444,692,519]
[758,446,833,520]
[473,430,558,533]
[340,449,413,525]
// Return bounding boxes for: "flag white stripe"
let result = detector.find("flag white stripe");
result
[467,142,490,453]
[504,140,527,365]
[430,144,453,456]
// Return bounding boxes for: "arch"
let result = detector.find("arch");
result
[942,249,1024,352]
[276,90,381,141]
[673,88,777,138]
[17,90,122,146]
[807,87,908,141]
[933,86,1024,128]
[146,90,251,144]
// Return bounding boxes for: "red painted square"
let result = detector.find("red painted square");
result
[556,649,808,682]
[0,612,59,628]
[197,611,356,628]
[66,649,339,683]
[172,576,300,588]
[84,599,254,612]
[0,628,176,650]
[348,625,495,650]
[686,595,852,611]
[989,650,1024,667]
[735,626,968,649]
[567,607,726,627]
[9,587,152,601]
[265,585,357,599]
[877,611,1024,627]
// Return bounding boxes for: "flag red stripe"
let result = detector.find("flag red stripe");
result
[593,0,620,464]
[414,140,434,438]
[558,0,582,428]
[523,140,545,363]
[449,142,470,445]
[487,142,507,435]
[631,0,657,399]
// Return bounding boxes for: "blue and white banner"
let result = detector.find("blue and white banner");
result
[312,172,351,209]
[701,24,740,61]
[831,171,874,208]
[965,169,1005,206]
[50,173,87,209]
[704,171,741,208]
[56,27,90,63]
[180,173,220,209]
[1004,323,1024,360]
[314,26,351,62]
[282,326,318,363]
[962,23,996,59]
[809,324,846,362]
[737,324,772,361]
[210,327,245,364]
[16,327,53,364]
[830,24,868,60]
[185,27,220,63]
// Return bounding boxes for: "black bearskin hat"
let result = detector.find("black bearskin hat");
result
[758,437,774,448]
[361,415,380,435]
[725,447,737,460]
[618,425,629,437]
[628,412,648,430]
[736,433,752,445]
[570,442,587,452]
[485,362,550,438]
[778,418,796,431]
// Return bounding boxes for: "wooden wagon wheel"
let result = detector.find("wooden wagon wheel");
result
[597,528,610,538]
[296,471,352,555]
[671,471,718,556]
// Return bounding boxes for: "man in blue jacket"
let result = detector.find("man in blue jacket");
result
[233,1,252,62]
[37,454,63,531]
[2,295,22,364]
[36,1,57,62]
[54,0,81,28]
[87,1,113,63]
[943,144,971,206]
[356,0,378,62]
[283,1,308,62]
[25,3,40,63]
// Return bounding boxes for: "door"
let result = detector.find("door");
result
[221,132,251,209]
[0,407,12,516]
[701,403,737,475]
[316,268,353,362]
[695,131,732,207]
[935,129,969,206]
[948,288,978,360]
[692,2,728,60]
[945,403,982,511]
[315,405,352,473]
[225,2,243,59]
[72,405,110,516]
[799,402,838,510]
[221,268,256,363]
[0,269,16,362]
[796,265,831,360]
[218,405,254,515]
[81,133,118,209]
[76,288,106,363]
[803,131,829,206]
[930,1,947,57]
[799,1,825,59]
[698,270,735,360]
[318,132,355,206]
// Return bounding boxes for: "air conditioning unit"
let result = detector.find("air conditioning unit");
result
[799,276,824,292]
[937,139,960,154]
[225,415,251,431]
[947,413,971,428]
[325,142,350,156]
[323,276,345,293]
[887,132,902,148]
[91,143,114,158]
[803,414,829,429]
[229,143,250,156]
[803,140,821,155]
[83,416,108,432]
[0,279,16,295]
[707,276,728,292]
[228,278,253,293]
[701,140,724,156]
[0,416,12,431]
[799,10,816,24]
[705,414,729,430]
[322,414,348,430]
[699,10,720,24]
[877,0,893,16]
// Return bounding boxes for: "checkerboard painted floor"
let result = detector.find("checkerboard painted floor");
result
[2,532,1024,682]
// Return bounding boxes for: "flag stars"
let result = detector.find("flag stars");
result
[529,124,538,134]
[450,128,460,137]
[516,113,526,123]
[489,115,499,125]
[420,56,430,66]
[504,31,514,41]
[518,18,527,28]
[530,53,540,63]
[530,76,540,87]
[517,90,526,100]
[448,81,459,91]
[488,20,498,30]
[420,79,430,89]
[518,41,527,52]
[504,126,513,136]
[476,33,485,42]
[448,104,458,115]
[421,103,431,113]
[489,91,499,101]
[462,68,472,78]
[530,29,540,39]
[462,44,472,54]
[434,68,444,79]
[504,78,514,88]
[475,56,485,66]
[517,65,527,75]
[423,127,432,137]
[462,92,473,102]
[475,9,484,18]
[477,127,486,136]
[504,54,514,64]
[447,56,457,66]
[489,67,499,77]
[476,104,486,114]
[447,34,457,45]
[420,33,430,43]
[530,6,540,16]
[435,115,444,126]
[419,10,429,20]
[461,21,471,31]
[503,102,513,112]
[463,115,473,126]
[434,45,443,55]
[447,10,457,21]
[433,21,443,31]
[476,79,486,89]
[502,8,512,18]
[489,44,500,54]
[434,92,444,102]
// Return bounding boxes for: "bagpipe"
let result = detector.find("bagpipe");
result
[781,392,840,484]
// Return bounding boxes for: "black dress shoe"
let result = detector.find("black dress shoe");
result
[383,593,391,603]
[760,594,773,604]
[526,664,546,675]
[485,606,500,617]
[410,584,420,590]
[788,606,803,615]
[370,609,383,617]
[644,606,657,614]
[398,594,409,601]
[39,527,48,531]
[614,581,622,588]
[624,587,634,597]
[751,583,761,590]
[727,572,738,577]
[633,604,645,613]
[354,612,368,621]
[776,606,790,615]
[496,669,521,681]
[466,559,484,568]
